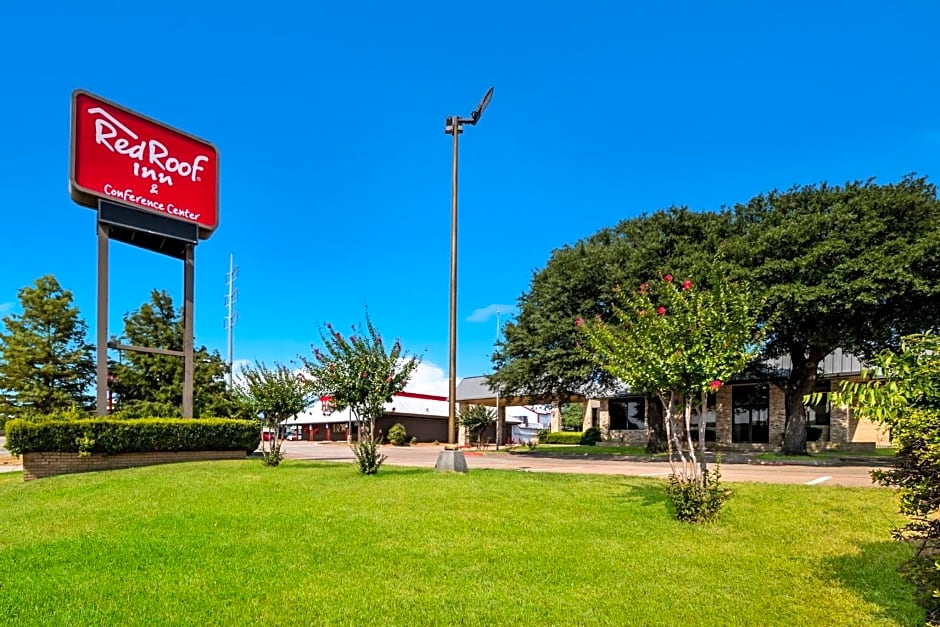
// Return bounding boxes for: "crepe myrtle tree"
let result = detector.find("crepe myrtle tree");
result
[580,272,762,522]
[301,314,419,475]
[235,361,315,466]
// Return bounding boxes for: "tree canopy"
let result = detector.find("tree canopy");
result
[0,275,95,416]
[488,207,731,444]
[728,175,940,452]
[493,175,940,454]
[110,290,239,418]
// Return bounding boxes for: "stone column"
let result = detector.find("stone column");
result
[550,401,562,432]
[768,385,787,448]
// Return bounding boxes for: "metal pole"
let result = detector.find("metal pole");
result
[495,310,501,450]
[96,221,110,416]
[448,118,460,445]
[183,244,195,418]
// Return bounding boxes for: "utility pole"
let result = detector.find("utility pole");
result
[224,253,239,387]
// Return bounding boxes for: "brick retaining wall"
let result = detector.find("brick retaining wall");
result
[22,450,246,481]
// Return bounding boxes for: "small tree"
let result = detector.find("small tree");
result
[235,361,314,466]
[560,403,584,431]
[0,275,95,416]
[458,404,495,448]
[824,332,940,620]
[581,272,762,522]
[302,314,419,475]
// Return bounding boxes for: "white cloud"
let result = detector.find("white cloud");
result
[466,304,517,323]
[406,361,450,397]
[230,359,253,388]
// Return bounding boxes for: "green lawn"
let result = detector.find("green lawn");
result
[0,460,922,626]
[755,448,897,462]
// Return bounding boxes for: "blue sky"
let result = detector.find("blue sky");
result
[2,1,939,396]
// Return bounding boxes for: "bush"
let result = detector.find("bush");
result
[665,463,730,523]
[580,427,601,446]
[352,436,386,475]
[388,423,408,446]
[539,432,584,444]
[5,418,260,456]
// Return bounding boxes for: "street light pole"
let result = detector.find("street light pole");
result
[445,87,494,445]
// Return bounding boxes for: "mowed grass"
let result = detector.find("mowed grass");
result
[0,460,923,626]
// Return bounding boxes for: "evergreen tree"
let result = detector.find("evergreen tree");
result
[110,290,239,418]
[0,275,95,416]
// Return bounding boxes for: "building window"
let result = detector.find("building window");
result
[732,384,769,443]
[804,380,831,426]
[591,407,599,429]
[608,397,646,430]
[690,393,717,442]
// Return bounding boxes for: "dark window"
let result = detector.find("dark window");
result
[732,384,769,443]
[591,407,599,429]
[690,393,717,442]
[609,397,646,430]
[805,380,831,426]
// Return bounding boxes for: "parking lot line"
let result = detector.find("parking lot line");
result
[806,475,832,485]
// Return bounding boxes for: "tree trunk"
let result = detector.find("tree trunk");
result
[645,394,668,453]
[698,390,707,477]
[781,350,824,455]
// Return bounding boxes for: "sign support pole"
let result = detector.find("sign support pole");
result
[96,221,110,416]
[183,244,195,418]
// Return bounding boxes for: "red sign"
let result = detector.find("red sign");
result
[70,90,219,237]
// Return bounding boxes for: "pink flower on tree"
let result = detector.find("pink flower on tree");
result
[682,280,692,290]
[709,380,722,391]
[575,316,585,327]
[663,274,673,283]
[657,306,666,316]
[638,283,649,294]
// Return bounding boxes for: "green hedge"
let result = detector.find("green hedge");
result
[5,418,260,456]
[539,431,585,445]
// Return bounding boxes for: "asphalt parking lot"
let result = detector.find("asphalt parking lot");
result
[282,441,888,488]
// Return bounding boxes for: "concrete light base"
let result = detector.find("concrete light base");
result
[434,449,468,473]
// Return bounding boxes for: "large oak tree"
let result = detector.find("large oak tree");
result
[729,176,940,453]
[488,207,731,451]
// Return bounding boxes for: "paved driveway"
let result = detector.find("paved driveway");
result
[282,441,887,488]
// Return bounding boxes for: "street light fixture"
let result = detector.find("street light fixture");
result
[445,86,494,445]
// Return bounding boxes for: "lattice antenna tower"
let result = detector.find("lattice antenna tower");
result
[223,253,239,387]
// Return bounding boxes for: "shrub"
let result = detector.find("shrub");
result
[665,462,730,523]
[388,423,408,446]
[540,432,583,445]
[5,418,260,456]
[580,427,601,446]
[410,436,418,445]
[352,437,386,475]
